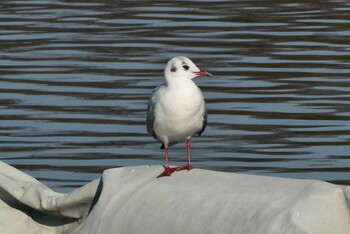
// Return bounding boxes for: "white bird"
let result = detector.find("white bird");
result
[147,56,213,177]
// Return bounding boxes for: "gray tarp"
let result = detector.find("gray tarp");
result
[1,161,350,234]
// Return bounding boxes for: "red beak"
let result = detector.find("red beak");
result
[194,70,213,77]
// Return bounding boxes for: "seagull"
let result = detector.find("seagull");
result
[147,56,213,178]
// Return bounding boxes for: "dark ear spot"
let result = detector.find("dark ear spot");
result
[170,66,177,72]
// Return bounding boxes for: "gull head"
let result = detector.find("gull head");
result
[164,56,213,82]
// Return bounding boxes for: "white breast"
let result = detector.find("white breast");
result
[153,81,205,144]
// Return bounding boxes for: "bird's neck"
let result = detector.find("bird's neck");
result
[165,77,195,89]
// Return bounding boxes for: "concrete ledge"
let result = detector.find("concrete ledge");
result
[1,161,350,234]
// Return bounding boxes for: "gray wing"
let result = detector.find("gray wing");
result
[197,103,207,136]
[146,85,164,138]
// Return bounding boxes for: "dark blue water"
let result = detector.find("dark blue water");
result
[1,0,350,192]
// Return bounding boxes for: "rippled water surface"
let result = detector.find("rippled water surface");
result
[1,0,350,192]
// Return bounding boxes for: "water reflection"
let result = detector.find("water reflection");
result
[1,0,350,192]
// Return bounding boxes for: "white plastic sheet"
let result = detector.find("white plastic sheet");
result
[1,161,350,234]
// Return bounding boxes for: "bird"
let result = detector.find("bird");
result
[146,56,213,178]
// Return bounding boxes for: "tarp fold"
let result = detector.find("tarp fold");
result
[1,161,349,234]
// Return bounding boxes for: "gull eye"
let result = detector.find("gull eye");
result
[183,65,189,70]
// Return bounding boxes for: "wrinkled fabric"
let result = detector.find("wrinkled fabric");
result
[1,161,350,234]
[0,161,100,234]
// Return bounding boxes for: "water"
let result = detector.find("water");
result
[1,0,350,192]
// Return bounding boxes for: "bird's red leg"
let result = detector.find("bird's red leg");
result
[157,143,176,178]
[176,138,193,171]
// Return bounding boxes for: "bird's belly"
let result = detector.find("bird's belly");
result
[154,104,204,144]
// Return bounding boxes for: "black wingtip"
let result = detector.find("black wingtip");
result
[160,144,164,149]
